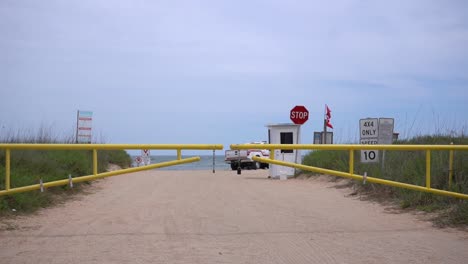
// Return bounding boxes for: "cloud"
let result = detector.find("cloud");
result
[1,0,467,145]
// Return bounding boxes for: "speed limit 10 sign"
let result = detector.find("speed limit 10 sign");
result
[359,117,395,163]
[360,118,379,163]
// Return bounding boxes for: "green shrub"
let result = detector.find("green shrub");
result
[302,135,468,226]
[99,150,132,169]
[302,150,348,171]
[0,147,131,215]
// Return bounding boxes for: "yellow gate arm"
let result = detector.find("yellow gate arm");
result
[1,143,223,196]
[253,156,468,200]
[0,157,200,196]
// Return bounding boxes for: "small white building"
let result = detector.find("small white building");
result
[267,123,302,179]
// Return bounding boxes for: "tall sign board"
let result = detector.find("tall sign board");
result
[360,118,379,163]
[76,110,93,143]
[141,149,151,165]
[359,118,394,163]
[378,118,395,144]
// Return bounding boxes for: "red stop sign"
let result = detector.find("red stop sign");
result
[290,105,309,125]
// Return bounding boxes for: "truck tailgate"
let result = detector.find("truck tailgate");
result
[225,150,248,161]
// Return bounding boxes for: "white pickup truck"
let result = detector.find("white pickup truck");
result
[225,141,270,170]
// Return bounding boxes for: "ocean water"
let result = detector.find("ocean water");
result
[131,155,230,171]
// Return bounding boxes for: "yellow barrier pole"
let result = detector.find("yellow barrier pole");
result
[93,149,98,176]
[426,150,431,189]
[270,149,275,160]
[0,157,201,196]
[349,150,354,176]
[177,149,182,160]
[230,143,468,151]
[0,143,224,151]
[252,156,468,199]
[449,143,454,188]
[5,149,10,191]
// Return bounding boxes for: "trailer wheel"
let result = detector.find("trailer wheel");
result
[251,161,260,170]
[230,162,239,170]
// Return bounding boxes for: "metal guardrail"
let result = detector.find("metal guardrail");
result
[3,143,466,199]
[231,144,468,199]
[0,144,223,196]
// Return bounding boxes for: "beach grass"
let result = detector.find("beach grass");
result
[0,133,132,215]
[302,134,468,226]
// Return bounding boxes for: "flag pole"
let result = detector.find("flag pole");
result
[75,110,79,144]
[323,104,327,144]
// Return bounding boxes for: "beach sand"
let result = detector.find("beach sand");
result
[1,169,467,263]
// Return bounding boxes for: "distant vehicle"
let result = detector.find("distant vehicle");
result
[225,141,270,170]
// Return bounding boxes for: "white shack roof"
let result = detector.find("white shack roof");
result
[265,123,301,128]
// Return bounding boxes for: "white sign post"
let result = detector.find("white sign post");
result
[135,156,142,167]
[359,118,395,163]
[141,149,151,165]
[360,118,379,163]
[377,118,394,168]
[76,110,93,143]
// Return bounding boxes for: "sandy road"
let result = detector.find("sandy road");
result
[1,170,467,264]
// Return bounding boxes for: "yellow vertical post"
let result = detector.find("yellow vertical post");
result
[177,149,182,160]
[449,142,454,189]
[426,150,431,189]
[270,149,275,160]
[93,149,98,176]
[349,150,354,176]
[5,149,10,191]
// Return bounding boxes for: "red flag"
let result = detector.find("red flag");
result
[326,119,333,129]
[325,104,333,129]
[325,104,332,119]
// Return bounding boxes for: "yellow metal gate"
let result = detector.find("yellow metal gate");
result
[231,143,468,199]
[0,144,222,196]
[2,143,467,199]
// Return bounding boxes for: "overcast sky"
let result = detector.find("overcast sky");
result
[1,0,467,154]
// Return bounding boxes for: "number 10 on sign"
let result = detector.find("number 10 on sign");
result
[361,150,379,163]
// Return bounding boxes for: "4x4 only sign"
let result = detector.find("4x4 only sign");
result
[360,118,379,163]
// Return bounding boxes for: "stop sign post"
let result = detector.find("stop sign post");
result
[290,105,309,125]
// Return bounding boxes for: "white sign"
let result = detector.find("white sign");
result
[359,117,396,163]
[378,118,394,144]
[360,118,379,139]
[135,156,142,166]
[76,110,93,143]
[360,139,378,145]
[360,118,379,163]
[141,149,151,165]
[360,139,379,163]
[361,150,379,163]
